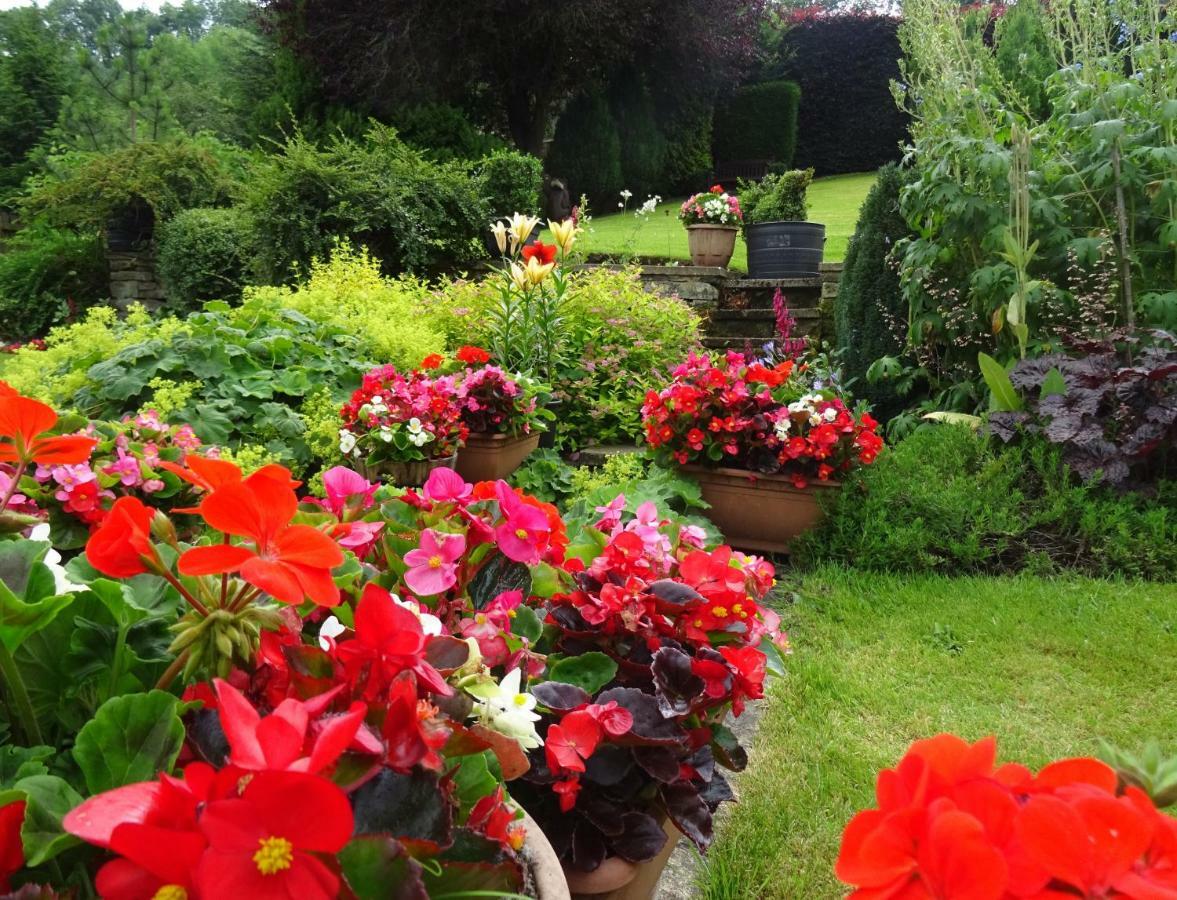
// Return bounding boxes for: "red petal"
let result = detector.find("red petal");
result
[836,808,920,889]
[287,562,341,607]
[305,702,366,774]
[1033,757,1118,794]
[64,782,162,847]
[240,557,305,605]
[256,716,306,770]
[272,524,344,569]
[242,771,354,853]
[108,823,205,885]
[1016,794,1092,889]
[0,396,56,444]
[918,807,1008,899]
[178,543,255,576]
[27,434,97,465]
[214,679,265,769]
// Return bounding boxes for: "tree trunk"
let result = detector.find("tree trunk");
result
[506,84,550,157]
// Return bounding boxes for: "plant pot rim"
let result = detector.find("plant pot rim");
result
[686,223,739,230]
[463,430,536,444]
[520,810,572,900]
[744,219,825,227]
[681,462,842,488]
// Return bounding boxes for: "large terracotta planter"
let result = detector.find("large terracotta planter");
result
[684,464,839,554]
[565,820,681,900]
[455,431,542,482]
[356,453,457,488]
[521,811,572,900]
[686,224,737,268]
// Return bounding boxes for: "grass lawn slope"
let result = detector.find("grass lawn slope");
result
[698,567,1177,899]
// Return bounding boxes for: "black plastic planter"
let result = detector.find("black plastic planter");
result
[745,221,825,278]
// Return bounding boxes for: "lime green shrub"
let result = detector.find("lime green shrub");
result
[246,243,445,368]
[794,424,1177,580]
[424,266,703,446]
[157,207,253,312]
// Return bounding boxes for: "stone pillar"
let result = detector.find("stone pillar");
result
[108,248,166,311]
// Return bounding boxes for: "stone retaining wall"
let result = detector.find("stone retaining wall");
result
[108,249,165,310]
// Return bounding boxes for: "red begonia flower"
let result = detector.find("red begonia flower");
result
[337,583,452,697]
[382,673,449,772]
[0,800,25,893]
[85,496,160,578]
[195,770,352,900]
[521,240,557,266]
[178,471,343,606]
[544,710,602,774]
[0,394,96,466]
[95,823,206,900]
[214,678,365,775]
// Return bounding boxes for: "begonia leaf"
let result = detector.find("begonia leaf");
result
[352,768,454,847]
[339,835,429,900]
[548,652,618,695]
[661,782,712,850]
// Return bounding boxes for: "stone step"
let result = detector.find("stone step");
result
[703,336,788,351]
[707,307,820,339]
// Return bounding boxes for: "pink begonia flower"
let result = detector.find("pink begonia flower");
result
[322,466,378,518]
[50,463,96,491]
[594,493,626,531]
[680,524,708,549]
[403,528,466,596]
[336,520,384,555]
[423,467,472,504]
[141,442,161,467]
[103,448,143,487]
[173,425,201,451]
[626,501,671,556]
[134,410,163,432]
[141,478,165,494]
[458,592,519,667]
[0,470,37,515]
[493,481,549,565]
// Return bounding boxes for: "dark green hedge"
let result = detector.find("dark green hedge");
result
[834,163,910,421]
[781,15,908,175]
[712,79,800,167]
[157,206,253,313]
[545,90,623,209]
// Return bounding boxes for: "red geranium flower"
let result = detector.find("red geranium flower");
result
[544,710,602,774]
[86,496,160,578]
[420,353,444,370]
[196,770,353,900]
[0,394,96,466]
[0,800,25,893]
[456,345,491,365]
[178,470,344,606]
[521,241,558,266]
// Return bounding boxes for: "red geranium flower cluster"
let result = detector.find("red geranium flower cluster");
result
[642,350,883,487]
[837,734,1177,899]
[339,364,467,465]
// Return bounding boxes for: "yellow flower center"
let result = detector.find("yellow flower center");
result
[515,528,528,540]
[253,835,294,875]
[712,606,728,618]
[428,554,443,569]
[152,888,188,900]
[513,694,529,706]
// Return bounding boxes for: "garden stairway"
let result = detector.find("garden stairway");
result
[703,274,833,351]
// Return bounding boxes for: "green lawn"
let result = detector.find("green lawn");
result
[698,568,1177,899]
[570,172,876,269]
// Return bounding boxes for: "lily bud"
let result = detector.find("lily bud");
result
[549,218,578,256]
[509,262,528,291]
[489,221,509,256]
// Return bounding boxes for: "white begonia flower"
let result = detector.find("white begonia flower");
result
[472,668,543,750]
[339,429,357,454]
[823,407,839,423]
[318,615,347,650]
[379,426,393,443]
[774,418,792,439]
[392,594,443,637]
[30,524,85,595]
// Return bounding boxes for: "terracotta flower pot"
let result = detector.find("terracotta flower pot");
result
[455,431,542,483]
[356,453,457,488]
[521,811,572,900]
[564,820,681,900]
[684,464,839,554]
[686,224,738,268]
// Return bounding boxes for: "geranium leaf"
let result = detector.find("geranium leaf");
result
[339,835,429,900]
[548,653,618,695]
[0,541,75,655]
[15,774,82,866]
[352,768,454,846]
[0,746,53,786]
[72,691,185,794]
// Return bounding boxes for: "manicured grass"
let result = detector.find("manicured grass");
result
[571,172,876,269]
[698,568,1177,899]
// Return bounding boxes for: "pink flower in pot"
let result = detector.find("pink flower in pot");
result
[403,528,466,596]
